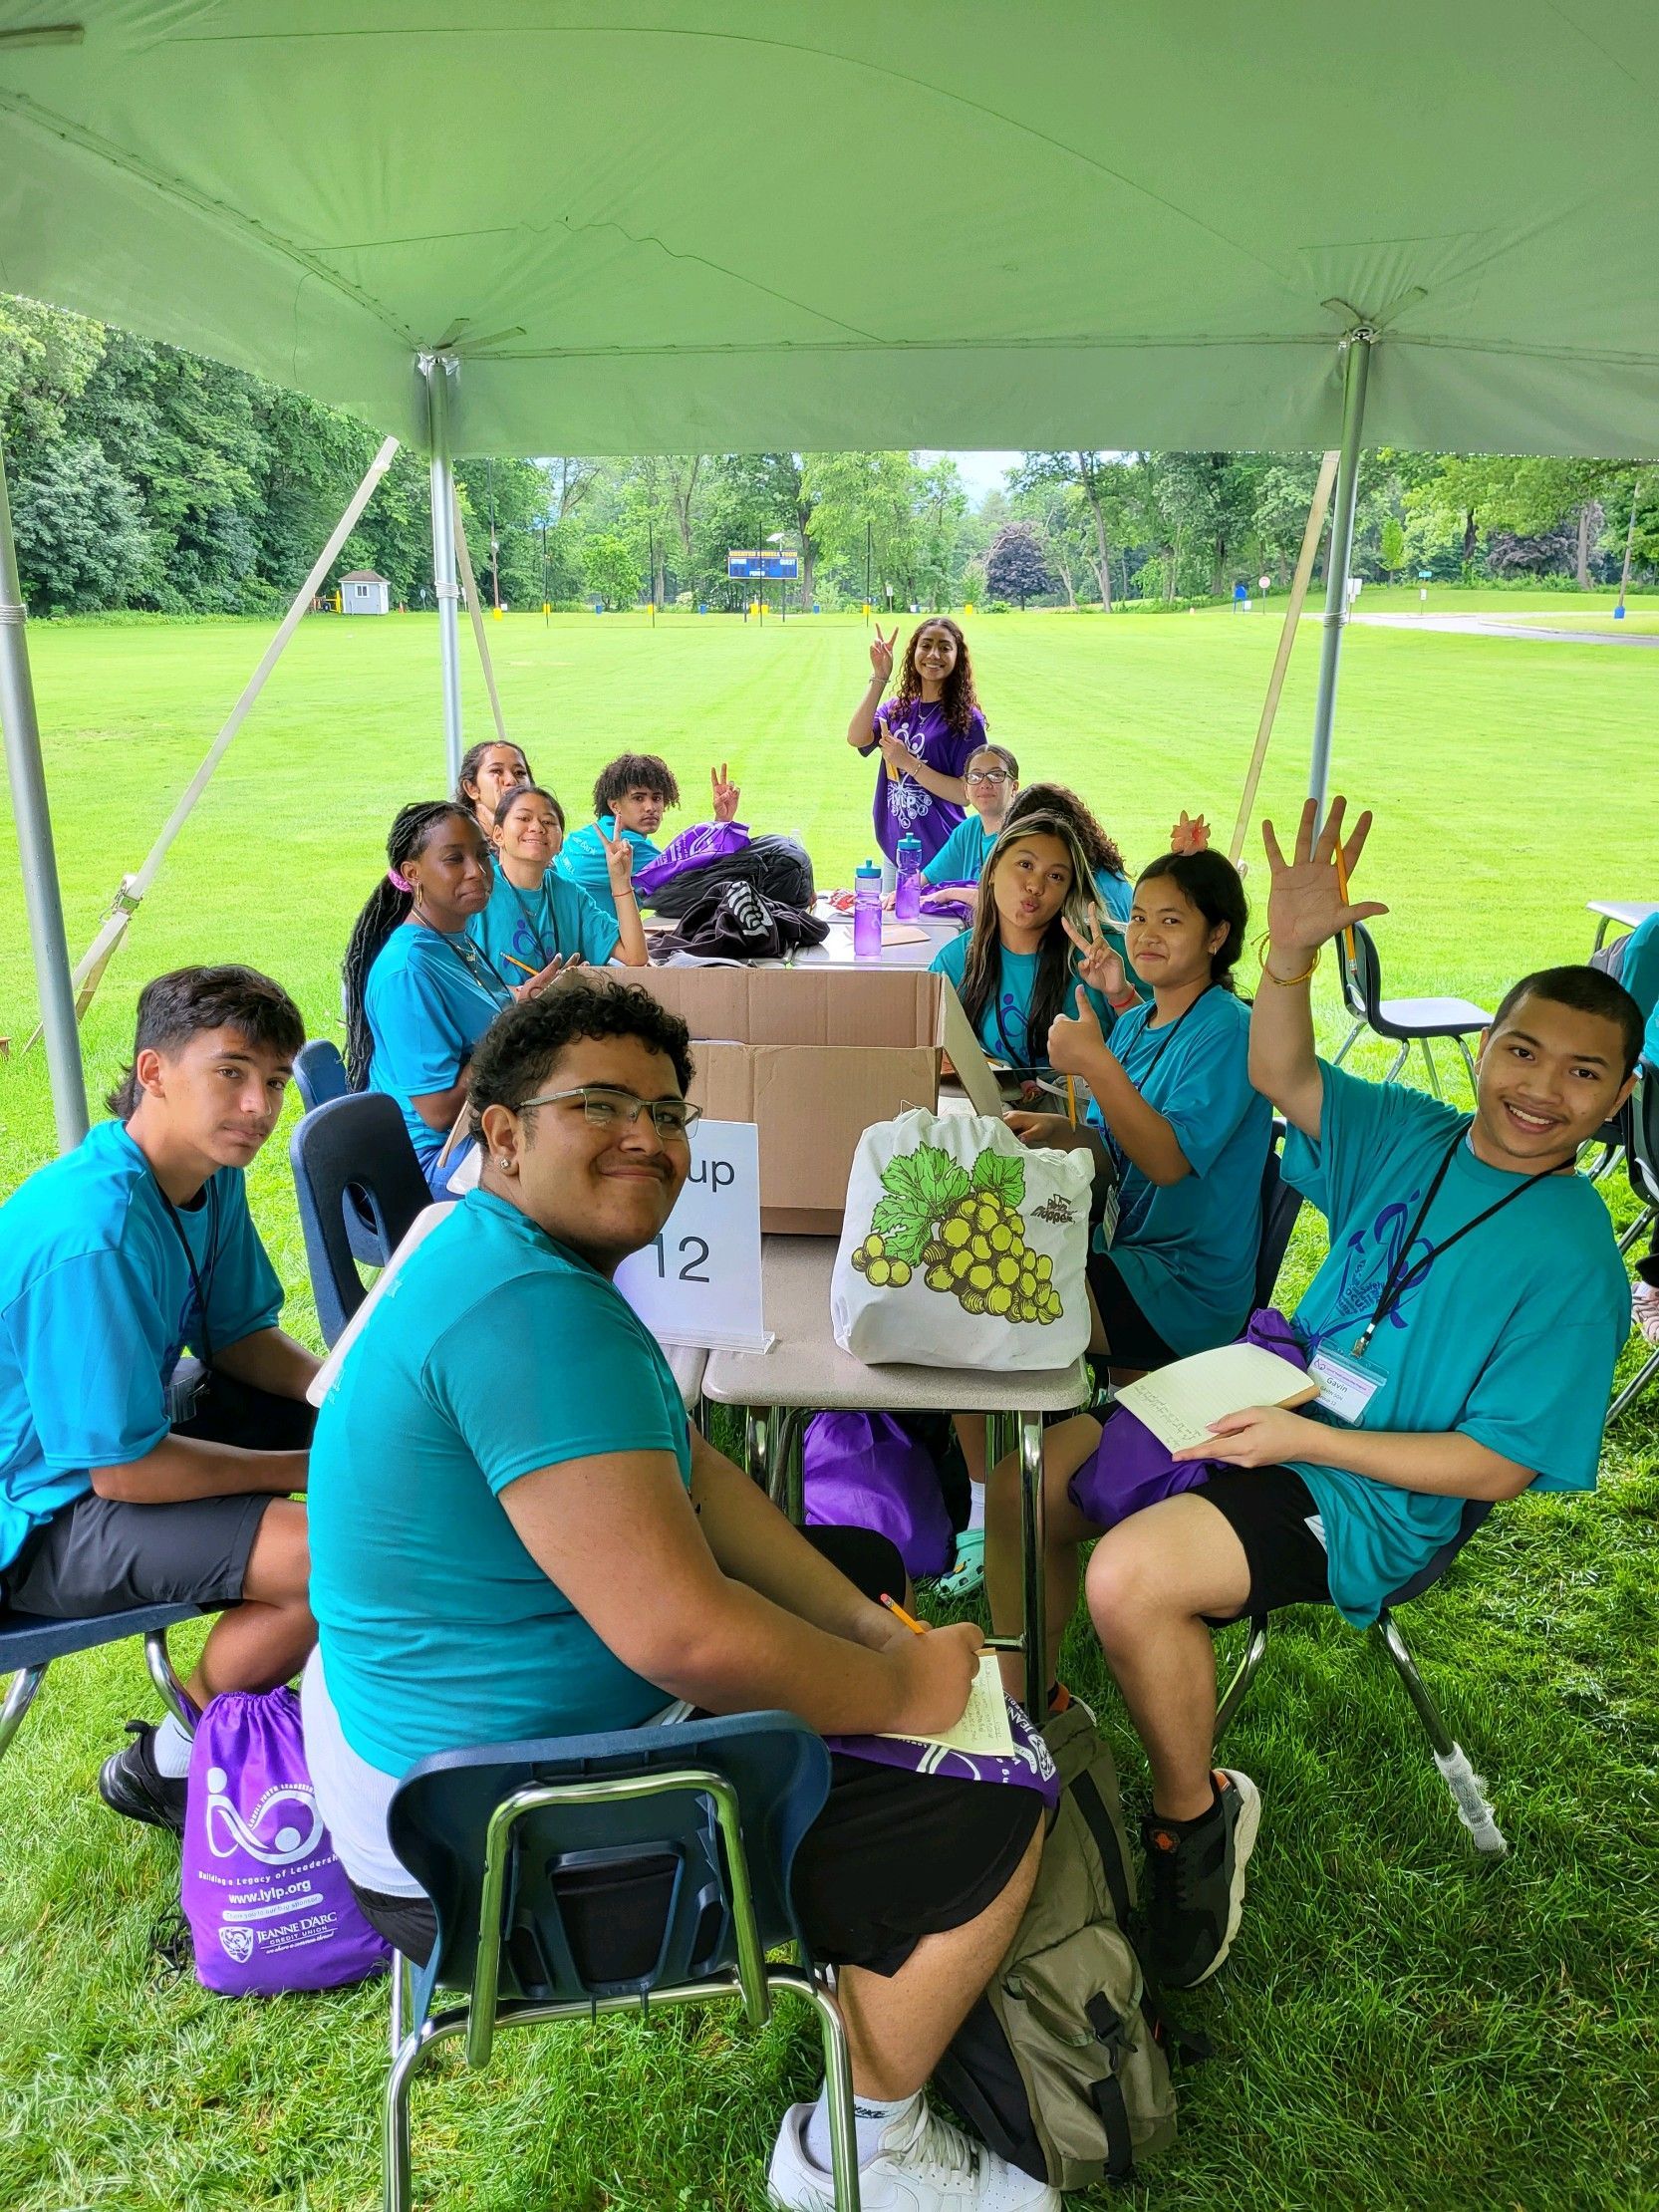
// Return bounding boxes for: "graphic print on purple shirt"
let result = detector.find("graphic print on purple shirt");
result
[863,698,985,864]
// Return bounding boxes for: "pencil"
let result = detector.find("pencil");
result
[880,1592,929,1636]
[1065,1074,1078,1127]
[502,953,538,977]
[1332,837,1358,968]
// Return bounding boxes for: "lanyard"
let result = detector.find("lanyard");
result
[1102,985,1214,1179]
[416,917,514,1008]
[154,1180,220,1366]
[1351,1128,1558,1359]
[506,878,554,969]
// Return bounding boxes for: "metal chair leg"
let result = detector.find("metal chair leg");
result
[1384,1041,1409,1083]
[389,1950,414,2058]
[1214,1617,1268,1745]
[1372,1611,1506,1854]
[1608,1343,1659,1424]
[775,1407,806,1524]
[1418,1037,1443,1100]
[1616,1204,1656,1256]
[0,1661,46,1766]
[143,1627,197,1734]
[384,2009,466,2212]
[1455,1033,1479,1096]
[745,1408,772,1493]
[1331,1020,1363,1069]
[771,1966,863,2212]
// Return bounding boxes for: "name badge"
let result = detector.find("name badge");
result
[1098,1178,1121,1249]
[1308,1344,1384,1424]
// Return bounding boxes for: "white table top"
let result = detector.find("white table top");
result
[703,1236,1091,1415]
[786,901,961,970]
[1587,899,1658,929]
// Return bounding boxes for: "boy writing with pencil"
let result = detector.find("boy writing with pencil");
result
[995,797,1639,1993]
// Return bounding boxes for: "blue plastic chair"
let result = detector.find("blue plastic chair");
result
[1253,1129,1304,1310]
[294,1038,351,1113]
[0,1602,197,1768]
[384,1712,860,2211]
[1215,1499,1508,1853]
[289,1093,429,1346]
[1333,922,1492,1097]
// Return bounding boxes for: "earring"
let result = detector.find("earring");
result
[497,1156,511,1170]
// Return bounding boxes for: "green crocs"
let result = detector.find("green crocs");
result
[934,1524,985,1600]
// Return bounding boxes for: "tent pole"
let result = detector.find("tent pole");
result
[1306,330,1373,820]
[451,487,511,749]
[423,354,464,785]
[0,426,88,1148]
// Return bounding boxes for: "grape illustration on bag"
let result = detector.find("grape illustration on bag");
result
[848,1143,1068,1324]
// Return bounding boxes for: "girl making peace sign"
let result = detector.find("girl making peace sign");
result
[845,618,985,869]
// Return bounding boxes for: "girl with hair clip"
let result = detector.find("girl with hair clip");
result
[471,785,648,982]
[454,740,533,838]
[846,617,986,871]
[343,802,571,1197]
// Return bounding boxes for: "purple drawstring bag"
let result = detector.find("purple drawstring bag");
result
[181,1687,391,1995]
[632,819,750,897]
[920,884,976,928]
[1069,1308,1307,1529]
[828,1692,1061,1806]
[803,1411,956,1578]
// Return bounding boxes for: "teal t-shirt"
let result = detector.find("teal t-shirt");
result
[558,818,661,921]
[0,1121,283,1570]
[1281,1064,1629,1626]
[923,813,993,888]
[930,931,1115,1070]
[308,1191,693,1776]
[365,923,513,1167]
[468,865,621,983]
[1617,911,1659,1067]
[1094,987,1270,1356]
[1094,869,1133,928]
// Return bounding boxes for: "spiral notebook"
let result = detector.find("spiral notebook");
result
[1113,1341,1318,1455]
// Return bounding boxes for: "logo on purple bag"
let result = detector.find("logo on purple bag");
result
[204,1765,323,1867]
[218,1926,256,1965]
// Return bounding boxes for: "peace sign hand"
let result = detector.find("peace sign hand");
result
[1260,795,1388,960]
[870,625,899,686]
[709,762,741,824]
[1061,903,1127,1001]
[601,818,636,890]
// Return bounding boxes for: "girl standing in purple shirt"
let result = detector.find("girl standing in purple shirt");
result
[845,618,986,866]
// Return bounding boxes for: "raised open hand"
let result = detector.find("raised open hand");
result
[1062,902,1127,1001]
[869,624,899,685]
[1260,795,1388,960]
[709,761,741,824]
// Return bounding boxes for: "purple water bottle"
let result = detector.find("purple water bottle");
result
[894,834,924,922]
[853,860,883,959]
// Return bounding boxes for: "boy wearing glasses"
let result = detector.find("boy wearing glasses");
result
[304,979,1056,2212]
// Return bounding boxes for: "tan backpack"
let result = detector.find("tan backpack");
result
[934,1701,1183,2188]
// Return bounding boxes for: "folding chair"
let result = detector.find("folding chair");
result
[1253,1131,1304,1309]
[294,1038,351,1113]
[1609,1068,1659,1424]
[1332,923,1491,1099]
[1215,1499,1507,1853]
[1580,940,1633,1182]
[289,1093,429,1347]
[1,1602,197,1770]
[383,1712,859,2212]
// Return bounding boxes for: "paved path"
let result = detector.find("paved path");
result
[1342,611,1659,649]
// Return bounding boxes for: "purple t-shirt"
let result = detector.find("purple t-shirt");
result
[861,698,985,864]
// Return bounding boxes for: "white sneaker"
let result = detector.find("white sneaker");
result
[767,2096,1059,2210]
[1633,1279,1659,1349]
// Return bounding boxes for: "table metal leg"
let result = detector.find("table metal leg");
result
[775,1406,806,1524]
[1018,1410,1047,1720]
[745,1409,772,1494]
[1592,916,1611,954]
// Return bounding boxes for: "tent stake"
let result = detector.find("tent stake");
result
[0,426,89,1148]
[424,354,465,786]
[1229,447,1339,866]
[452,487,511,750]
[1307,330,1373,820]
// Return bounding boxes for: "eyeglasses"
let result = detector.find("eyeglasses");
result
[517,1085,701,1141]
[966,769,1011,786]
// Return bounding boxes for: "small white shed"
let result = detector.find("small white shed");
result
[340,569,391,615]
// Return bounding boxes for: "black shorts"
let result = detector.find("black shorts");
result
[351,1523,1041,1977]
[0,1372,312,1618]
[1194,1465,1331,1620]
[1086,1250,1177,1371]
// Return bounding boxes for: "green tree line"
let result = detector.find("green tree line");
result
[3,295,1654,618]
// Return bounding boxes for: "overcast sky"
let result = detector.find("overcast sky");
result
[924,450,1022,499]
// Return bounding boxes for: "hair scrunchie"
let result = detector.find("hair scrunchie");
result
[387,867,415,894]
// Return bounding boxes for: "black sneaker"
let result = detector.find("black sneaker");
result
[1141,1769,1260,1988]
[98,1721,188,1836]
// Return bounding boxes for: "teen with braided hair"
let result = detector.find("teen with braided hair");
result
[343,802,569,1196]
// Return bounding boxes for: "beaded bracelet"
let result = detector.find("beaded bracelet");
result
[1256,933,1320,986]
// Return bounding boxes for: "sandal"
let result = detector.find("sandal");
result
[934,1525,985,1600]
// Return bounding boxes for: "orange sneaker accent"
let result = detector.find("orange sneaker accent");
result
[1047,1683,1073,1716]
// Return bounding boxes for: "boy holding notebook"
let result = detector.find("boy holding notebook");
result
[994,798,1639,1992]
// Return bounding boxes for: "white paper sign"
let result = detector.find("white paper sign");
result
[615,1119,769,1353]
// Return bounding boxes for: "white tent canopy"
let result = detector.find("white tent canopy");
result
[3,0,1658,458]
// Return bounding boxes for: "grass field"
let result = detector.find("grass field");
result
[1,603,1656,2210]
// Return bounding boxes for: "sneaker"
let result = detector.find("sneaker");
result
[934,1526,985,1601]
[98,1721,188,1836]
[768,2095,1059,2210]
[1141,1768,1260,1989]
[1632,1279,1659,1349]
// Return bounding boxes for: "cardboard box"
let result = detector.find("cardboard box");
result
[637,967,1001,1234]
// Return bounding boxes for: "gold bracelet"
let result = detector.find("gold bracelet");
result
[1257,934,1319,987]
